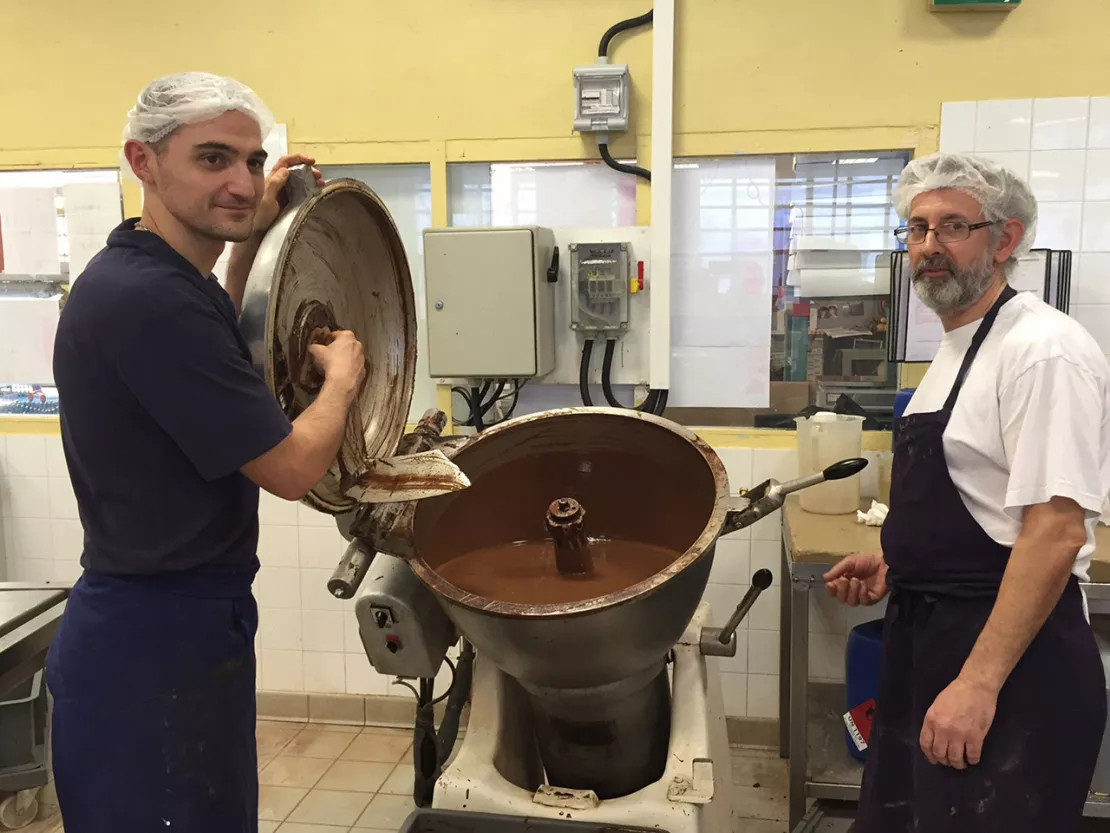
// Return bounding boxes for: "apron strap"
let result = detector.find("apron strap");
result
[942,283,1018,412]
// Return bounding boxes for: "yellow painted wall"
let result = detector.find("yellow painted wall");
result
[2,0,1107,443]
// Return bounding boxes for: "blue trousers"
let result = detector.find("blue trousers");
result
[46,571,258,833]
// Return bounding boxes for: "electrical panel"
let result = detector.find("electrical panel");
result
[573,64,631,133]
[569,242,631,333]
[423,227,557,378]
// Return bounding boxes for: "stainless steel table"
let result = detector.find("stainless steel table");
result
[779,502,1110,830]
[0,583,68,698]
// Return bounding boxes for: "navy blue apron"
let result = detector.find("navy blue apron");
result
[47,569,258,833]
[856,285,1106,832]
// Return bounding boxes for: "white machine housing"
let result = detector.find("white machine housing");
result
[433,601,735,833]
[423,226,557,378]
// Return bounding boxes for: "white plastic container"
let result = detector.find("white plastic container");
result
[795,414,865,515]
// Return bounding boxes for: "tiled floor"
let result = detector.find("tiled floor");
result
[25,721,1110,832]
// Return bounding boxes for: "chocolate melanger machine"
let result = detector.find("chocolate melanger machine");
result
[239,170,866,833]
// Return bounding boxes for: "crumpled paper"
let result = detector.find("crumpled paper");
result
[857,500,889,527]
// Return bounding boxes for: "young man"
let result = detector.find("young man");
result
[826,152,1110,832]
[48,72,364,832]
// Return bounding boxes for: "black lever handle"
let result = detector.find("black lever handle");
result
[822,458,869,481]
[751,568,773,590]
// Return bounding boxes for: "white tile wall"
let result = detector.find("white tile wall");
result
[941,96,1110,364]
[0,435,885,719]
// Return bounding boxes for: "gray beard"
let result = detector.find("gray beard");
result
[912,249,996,316]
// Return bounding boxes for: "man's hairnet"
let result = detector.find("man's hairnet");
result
[894,153,1038,268]
[122,72,275,147]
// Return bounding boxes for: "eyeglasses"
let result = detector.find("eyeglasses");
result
[893,220,996,245]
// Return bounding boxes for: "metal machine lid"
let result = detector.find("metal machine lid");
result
[239,172,418,514]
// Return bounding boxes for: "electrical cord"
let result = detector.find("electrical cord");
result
[469,386,485,432]
[600,338,668,415]
[598,141,651,183]
[598,9,654,57]
[579,339,595,406]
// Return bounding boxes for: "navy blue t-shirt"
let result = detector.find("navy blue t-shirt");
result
[53,219,292,579]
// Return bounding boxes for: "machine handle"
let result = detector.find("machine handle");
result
[822,458,869,481]
[327,539,376,600]
[700,570,773,657]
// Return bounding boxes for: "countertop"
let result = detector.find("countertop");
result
[783,498,1110,584]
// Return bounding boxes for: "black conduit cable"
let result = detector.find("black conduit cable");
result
[598,142,651,183]
[598,9,654,57]
[479,380,506,417]
[470,386,485,432]
[602,338,669,415]
[579,339,595,406]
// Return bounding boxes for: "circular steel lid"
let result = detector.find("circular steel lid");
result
[239,173,417,514]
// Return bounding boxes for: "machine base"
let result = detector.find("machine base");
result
[433,602,734,833]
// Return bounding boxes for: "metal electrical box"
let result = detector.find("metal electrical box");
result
[930,0,1019,9]
[569,242,631,333]
[573,64,631,133]
[423,227,557,378]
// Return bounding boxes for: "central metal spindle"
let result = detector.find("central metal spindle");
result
[545,497,593,575]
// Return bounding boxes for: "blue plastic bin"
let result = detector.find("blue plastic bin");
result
[845,618,884,762]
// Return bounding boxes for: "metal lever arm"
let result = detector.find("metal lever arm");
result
[700,569,773,657]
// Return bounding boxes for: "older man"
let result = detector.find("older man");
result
[825,153,1110,831]
[48,73,365,832]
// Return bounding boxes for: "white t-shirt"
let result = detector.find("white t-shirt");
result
[904,292,1110,582]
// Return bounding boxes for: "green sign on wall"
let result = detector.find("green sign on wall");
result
[930,0,1020,9]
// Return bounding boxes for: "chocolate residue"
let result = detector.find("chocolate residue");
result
[545,497,593,575]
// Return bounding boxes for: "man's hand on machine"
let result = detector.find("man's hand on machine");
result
[254,154,326,233]
[823,554,889,606]
[309,330,366,401]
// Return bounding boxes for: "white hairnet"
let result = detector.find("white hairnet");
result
[122,71,275,147]
[894,153,1038,268]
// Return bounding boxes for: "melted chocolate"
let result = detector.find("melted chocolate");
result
[435,538,682,605]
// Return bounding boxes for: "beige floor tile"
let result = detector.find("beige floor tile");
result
[341,732,412,764]
[258,785,309,822]
[361,725,413,738]
[283,728,358,759]
[259,822,280,833]
[258,754,275,773]
[258,721,305,758]
[275,824,350,833]
[317,760,395,792]
[378,762,415,796]
[731,785,788,822]
[732,819,790,833]
[260,754,334,789]
[730,750,788,791]
[354,792,417,829]
[286,789,372,827]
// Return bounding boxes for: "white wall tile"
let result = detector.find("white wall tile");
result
[1085,150,1110,203]
[299,526,348,569]
[1075,254,1110,305]
[258,492,299,526]
[301,568,343,611]
[1036,201,1083,250]
[48,477,79,520]
[752,449,798,485]
[701,582,745,630]
[6,478,49,519]
[808,633,847,682]
[0,435,7,474]
[261,649,304,691]
[748,629,779,675]
[45,437,67,479]
[1029,150,1087,203]
[939,102,977,153]
[709,537,751,586]
[1089,98,1110,149]
[973,99,1032,152]
[6,518,53,561]
[345,617,365,655]
[303,652,346,694]
[716,448,753,495]
[1031,97,1090,151]
[302,610,346,653]
[260,608,303,651]
[52,559,82,583]
[717,627,749,676]
[746,674,779,720]
[974,150,1030,181]
[1071,306,1110,354]
[809,592,848,635]
[298,502,334,528]
[9,558,52,582]
[345,654,389,696]
[1082,202,1110,252]
[4,437,47,478]
[750,539,780,585]
[258,524,299,568]
[50,519,83,562]
[256,566,302,610]
[719,672,748,718]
